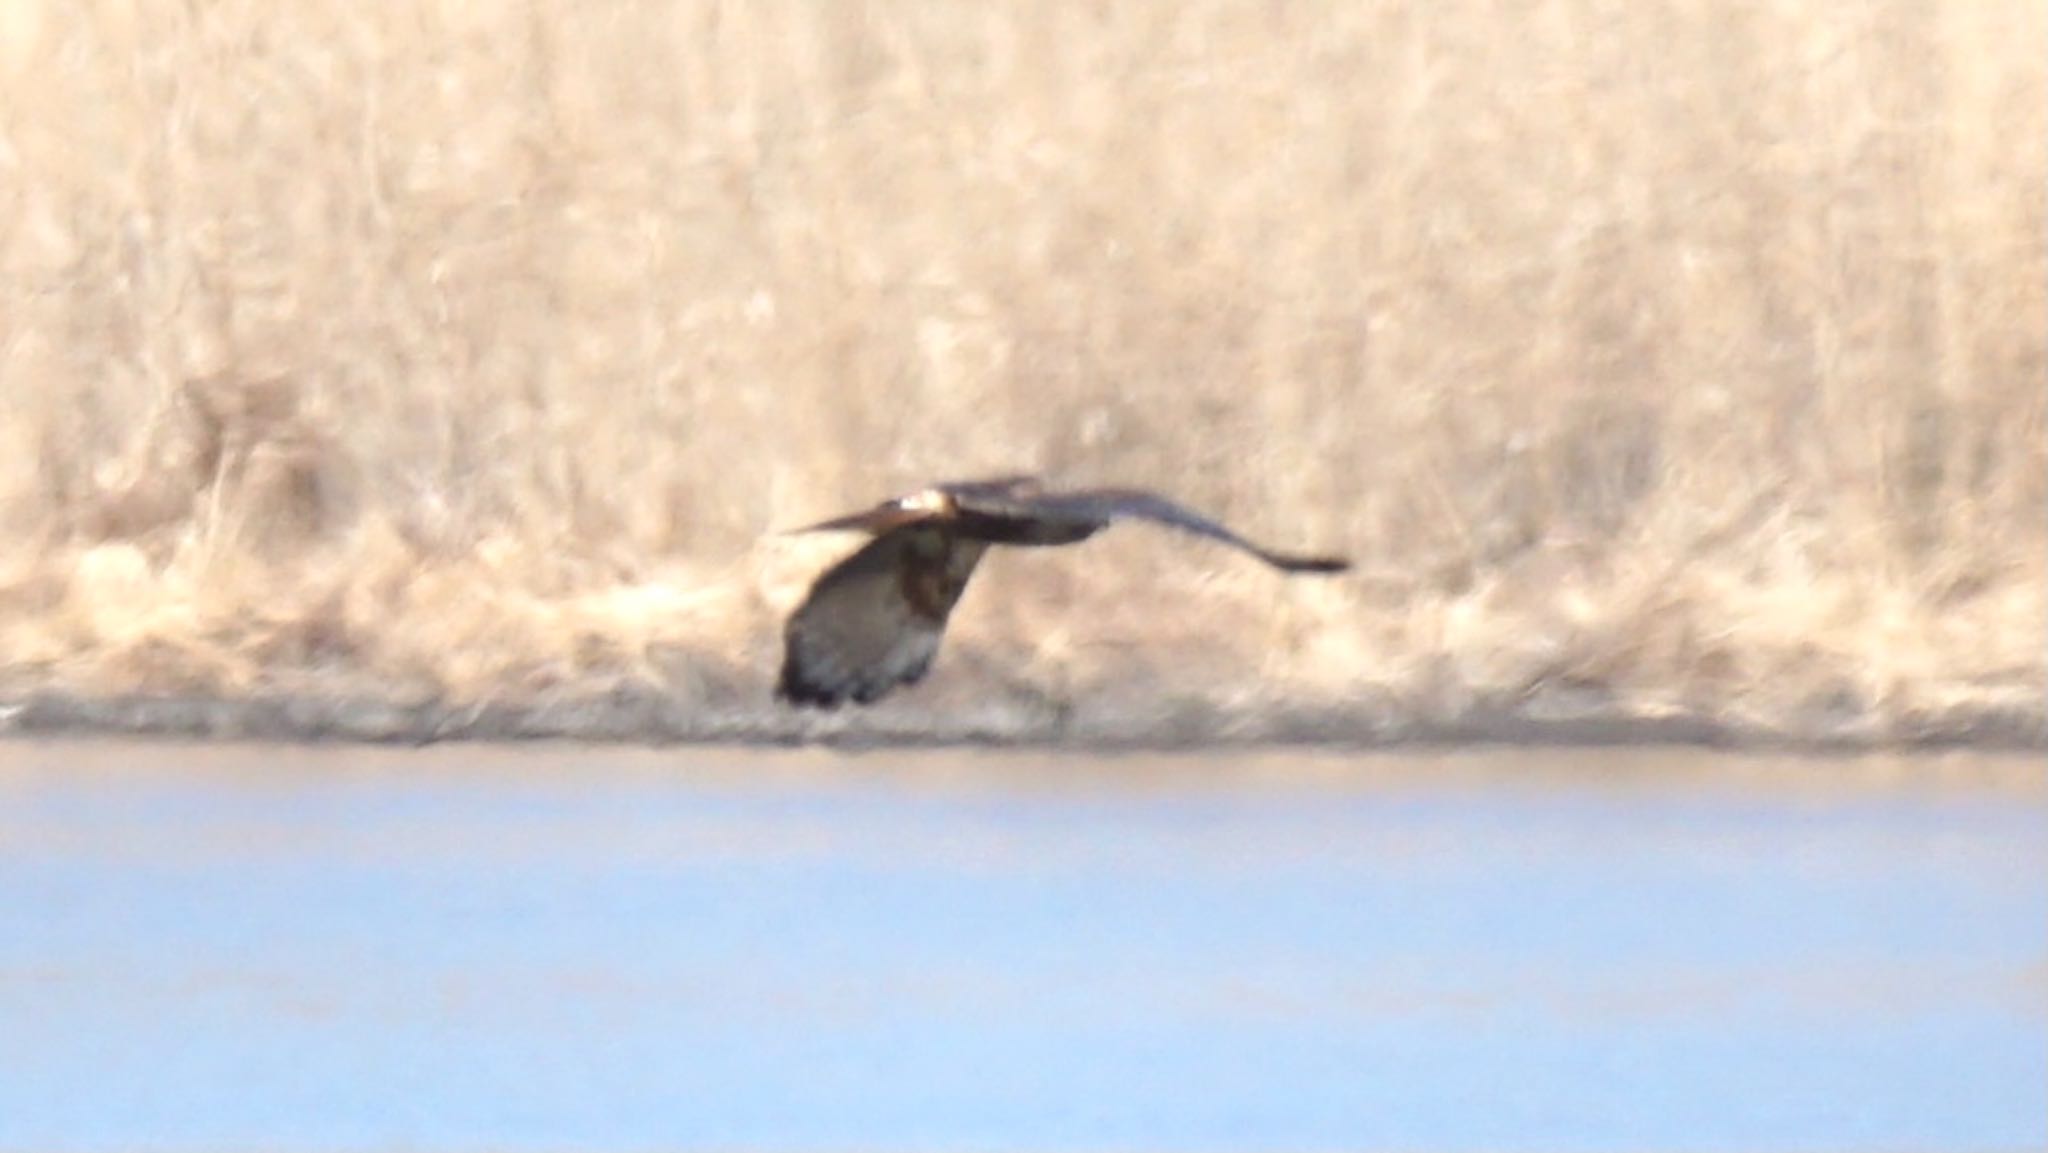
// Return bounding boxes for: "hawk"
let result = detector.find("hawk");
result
[774,475,1347,708]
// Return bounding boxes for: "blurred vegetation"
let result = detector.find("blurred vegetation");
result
[0,1,2040,743]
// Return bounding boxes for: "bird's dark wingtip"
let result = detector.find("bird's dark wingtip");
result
[775,664,844,710]
[776,509,892,537]
[1269,553,1352,575]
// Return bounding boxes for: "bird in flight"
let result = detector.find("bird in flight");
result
[773,475,1348,708]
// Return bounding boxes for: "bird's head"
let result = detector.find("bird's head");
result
[893,488,958,516]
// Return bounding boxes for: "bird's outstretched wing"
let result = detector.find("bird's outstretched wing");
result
[777,524,989,708]
[958,485,1350,573]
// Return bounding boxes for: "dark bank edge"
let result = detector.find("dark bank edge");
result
[0,687,2041,753]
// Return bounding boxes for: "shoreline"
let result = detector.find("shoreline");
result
[2,687,2039,755]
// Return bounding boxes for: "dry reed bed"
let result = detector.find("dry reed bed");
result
[0,1,2040,745]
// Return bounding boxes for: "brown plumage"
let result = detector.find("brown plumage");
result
[774,475,1349,708]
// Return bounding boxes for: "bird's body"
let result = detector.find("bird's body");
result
[774,475,1347,708]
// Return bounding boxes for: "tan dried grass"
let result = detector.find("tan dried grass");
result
[0,0,2040,742]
